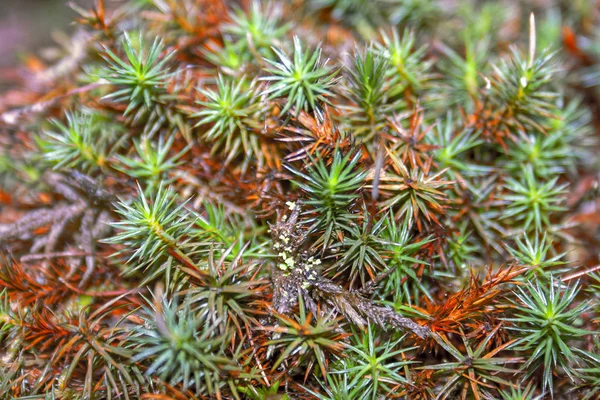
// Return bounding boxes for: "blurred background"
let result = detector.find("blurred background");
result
[0,0,94,67]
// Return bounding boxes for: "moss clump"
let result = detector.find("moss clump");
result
[1,0,600,399]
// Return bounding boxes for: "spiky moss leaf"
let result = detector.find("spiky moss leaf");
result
[262,36,339,114]
[262,295,348,379]
[193,75,262,166]
[285,148,366,249]
[2,1,600,398]
[499,382,545,400]
[239,380,291,400]
[96,33,187,136]
[499,166,567,232]
[116,134,189,193]
[38,111,124,172]
[100,32,175,116]
[374,29,434,98]
[377,213,434,305]
[181,243,268,339]
[105,184,198,285]
[506,231,567,279]
[373,151,453,231]
[131,296,242,397]
[489,46,560,133]
[427,113,489,178]
[326,207,389,288]
[340,45,396,141]
[304,372,354,399]
[575,339,600,400]
[223,0,290,59]
[425,328,521,399]
[330,325,416,400]
[506,277,594,394]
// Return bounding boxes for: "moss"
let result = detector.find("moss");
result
[0,0,599,399]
